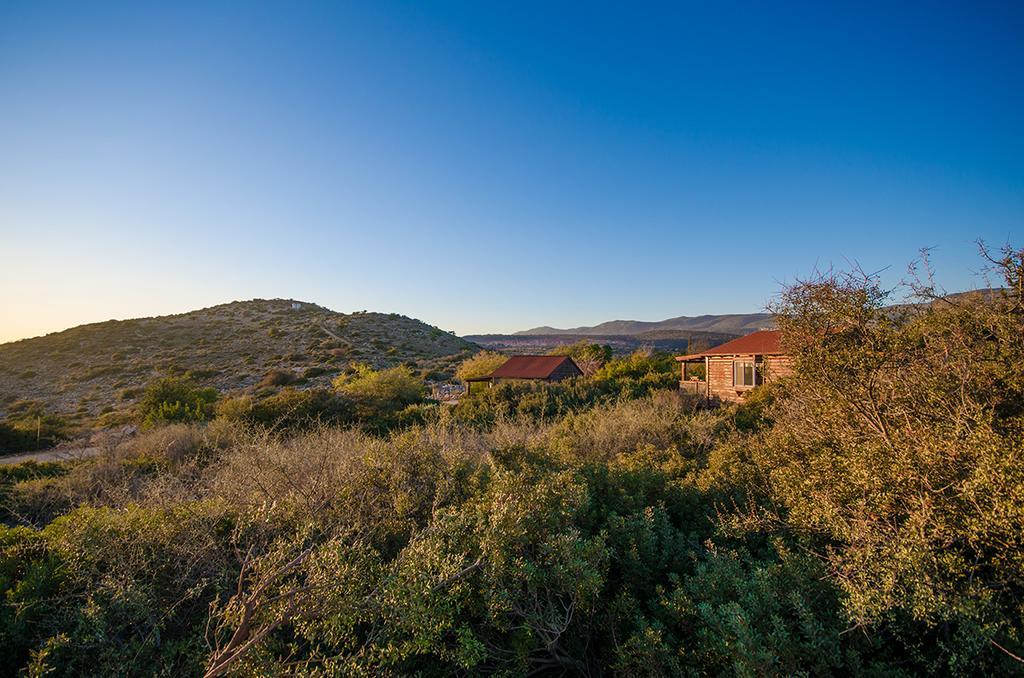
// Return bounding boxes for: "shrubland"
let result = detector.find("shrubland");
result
[0,400,72,452]
[0,244,1021,676]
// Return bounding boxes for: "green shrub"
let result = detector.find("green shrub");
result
[752,245,1024,673]
[15,504,234,676]
[0,525,65,671]
[668,543,871,675]
[333,365,426,431]
[137,377,218,427]
[0,422,38,453]
[0,461,68,486]
[217,388,351,429]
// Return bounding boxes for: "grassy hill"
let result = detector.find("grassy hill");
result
[0,299,477,424]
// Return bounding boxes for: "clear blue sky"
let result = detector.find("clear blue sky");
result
[1,1,1021,340]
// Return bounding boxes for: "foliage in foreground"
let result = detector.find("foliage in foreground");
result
[0,244,1021,676]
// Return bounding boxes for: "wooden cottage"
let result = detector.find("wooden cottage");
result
[674,329,792,403]
[465,355,583,392]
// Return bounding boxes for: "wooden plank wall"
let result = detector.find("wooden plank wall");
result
[708,356,743,403]
[706,354,794,403]
[548,360,583,382]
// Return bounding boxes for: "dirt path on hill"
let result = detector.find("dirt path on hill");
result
[0,446,100,466]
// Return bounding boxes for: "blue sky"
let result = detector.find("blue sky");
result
[0,1,1021,341]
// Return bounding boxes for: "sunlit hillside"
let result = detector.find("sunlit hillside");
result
[0,299,476,424]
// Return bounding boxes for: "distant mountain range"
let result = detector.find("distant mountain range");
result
[463,330,739,357]
[516,312,775,337]
[513,288,1004,338]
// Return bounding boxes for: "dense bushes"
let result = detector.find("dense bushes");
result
[137,376,218,427]
[450,349,680,427]
[217,387,351,429]
[333,364,425,409]
[747,247,1024,673]
[3,503,235,675]
[137,365,425,434]
[0,245,1020,675]
[0,422,42,453]
[333,364,427,432]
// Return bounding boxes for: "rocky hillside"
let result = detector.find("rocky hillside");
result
[0,299,477,422]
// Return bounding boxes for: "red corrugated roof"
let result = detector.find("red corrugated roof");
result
[675,329,783,360]
[490,355,580,379]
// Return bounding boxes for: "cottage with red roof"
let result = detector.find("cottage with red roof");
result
[674,329,792,403]
[466,354,583,392]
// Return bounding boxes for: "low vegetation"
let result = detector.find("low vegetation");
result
[0,244,1020,675]
[0,300,476,444]
[138,376,219,427]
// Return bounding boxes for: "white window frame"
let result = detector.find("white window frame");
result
[733,358,758,388]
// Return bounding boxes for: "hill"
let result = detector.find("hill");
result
[518,312,774,336]
[0,299,477,422]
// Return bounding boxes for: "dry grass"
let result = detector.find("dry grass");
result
[546,390,723,462]
[4,392,724,534]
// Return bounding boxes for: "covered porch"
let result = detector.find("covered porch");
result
[675,354,709,398]
[464,375,492,394]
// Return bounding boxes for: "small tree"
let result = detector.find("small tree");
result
[547,341,612,377]
[758,244,1024,670]
[137,377,218,427]
[333,366,425,413]
[455,351,507,382]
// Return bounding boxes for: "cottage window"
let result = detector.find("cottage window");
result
[733,360,757,387]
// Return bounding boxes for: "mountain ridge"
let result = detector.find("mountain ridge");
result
[513,288,1000,337]
[517,312,775,337]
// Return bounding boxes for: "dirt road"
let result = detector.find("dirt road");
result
[0,446,100,466]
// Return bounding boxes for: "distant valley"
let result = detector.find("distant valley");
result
[466,309,775,355]
[464,329,740,356]
[517,312,775,337]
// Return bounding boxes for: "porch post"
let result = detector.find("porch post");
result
[705,356,710,399]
